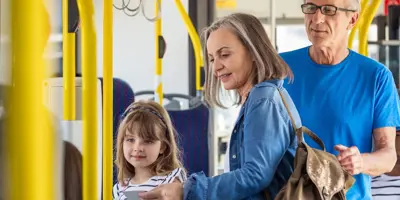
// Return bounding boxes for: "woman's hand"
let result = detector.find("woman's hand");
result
[138,182,184,200]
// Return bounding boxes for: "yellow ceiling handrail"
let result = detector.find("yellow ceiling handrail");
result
[358,0,382,56]
[348,0,369,49]
[174,0,204,95]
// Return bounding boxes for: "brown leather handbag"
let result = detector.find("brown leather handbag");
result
[265,90,356,200]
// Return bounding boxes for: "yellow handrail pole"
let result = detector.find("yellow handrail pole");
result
[356,0,370,52]
[7,0,55,199]
[174,0,204,94]
[63,0,76,120]
[348,0,369,49]
[155,0,163,105]
[76,0,98,199]
[103,0,114,198]
[359,0,382,56]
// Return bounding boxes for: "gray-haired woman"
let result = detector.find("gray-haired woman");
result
[139,12,301,200]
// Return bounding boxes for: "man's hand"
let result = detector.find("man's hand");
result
[334,144,364,175]
[138,182,184,200]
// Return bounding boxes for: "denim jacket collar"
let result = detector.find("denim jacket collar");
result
[235,79,284,125]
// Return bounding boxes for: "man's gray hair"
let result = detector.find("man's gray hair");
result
[303,0,361,12]
[353,0,361,12]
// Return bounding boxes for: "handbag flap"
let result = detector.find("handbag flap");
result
[304,142,355,199]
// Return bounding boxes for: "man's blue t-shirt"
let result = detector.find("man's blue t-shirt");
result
[280,46,400,200]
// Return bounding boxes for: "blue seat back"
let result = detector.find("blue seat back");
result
[167,103,210,175]
[112,78,135,184]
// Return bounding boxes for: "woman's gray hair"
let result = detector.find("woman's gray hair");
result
[201,13,292,108]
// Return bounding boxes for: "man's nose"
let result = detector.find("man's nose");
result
[312,9,326,24]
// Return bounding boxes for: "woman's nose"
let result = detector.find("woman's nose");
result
[213,58,224,74]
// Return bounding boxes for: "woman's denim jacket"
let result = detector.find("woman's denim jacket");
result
[183,79,301,200]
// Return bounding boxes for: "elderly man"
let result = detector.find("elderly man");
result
[280,0,400,199]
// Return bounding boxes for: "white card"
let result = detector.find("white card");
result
[123,190,145,200]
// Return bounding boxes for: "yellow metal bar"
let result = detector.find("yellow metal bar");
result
[76,0,98,199]
[7,0,55,199]
[63,0,76,120]
[174,0,204,93]
[103,0,113,198]
[348,0,369,49]
[155,0,163,105]
[359,0,382,56]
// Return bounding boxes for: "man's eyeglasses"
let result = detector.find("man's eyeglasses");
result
[301,3,356,16]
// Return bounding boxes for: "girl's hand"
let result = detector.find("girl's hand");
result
[138,182,184,200]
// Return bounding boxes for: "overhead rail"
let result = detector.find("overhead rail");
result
[113,0,161,21]
[368,40,400,46]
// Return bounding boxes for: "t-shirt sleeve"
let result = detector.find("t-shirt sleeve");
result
[373,68,400,130]
[165,168,187,183]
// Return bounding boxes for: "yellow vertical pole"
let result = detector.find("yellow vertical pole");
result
[63,0,76,120]
[103,0,113,198]
[7,0,55,199]
[76,0,98,199]
[155,0,163,105]
[348,0,369,49]
[174,0,204,95]
[359,0,382,56]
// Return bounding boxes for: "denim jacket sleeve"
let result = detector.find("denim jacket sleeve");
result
[183,97,293,200]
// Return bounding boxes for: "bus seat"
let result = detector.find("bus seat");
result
[167,102,210,176]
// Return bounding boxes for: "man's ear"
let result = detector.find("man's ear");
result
[347,12,359,30]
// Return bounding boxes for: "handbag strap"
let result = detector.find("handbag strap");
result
[277,89,326,151]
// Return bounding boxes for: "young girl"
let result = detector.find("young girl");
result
[112,100,186,200]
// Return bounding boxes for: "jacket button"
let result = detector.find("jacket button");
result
[232,155,236,159]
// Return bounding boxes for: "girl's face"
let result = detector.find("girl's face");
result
[123,129,164,170]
